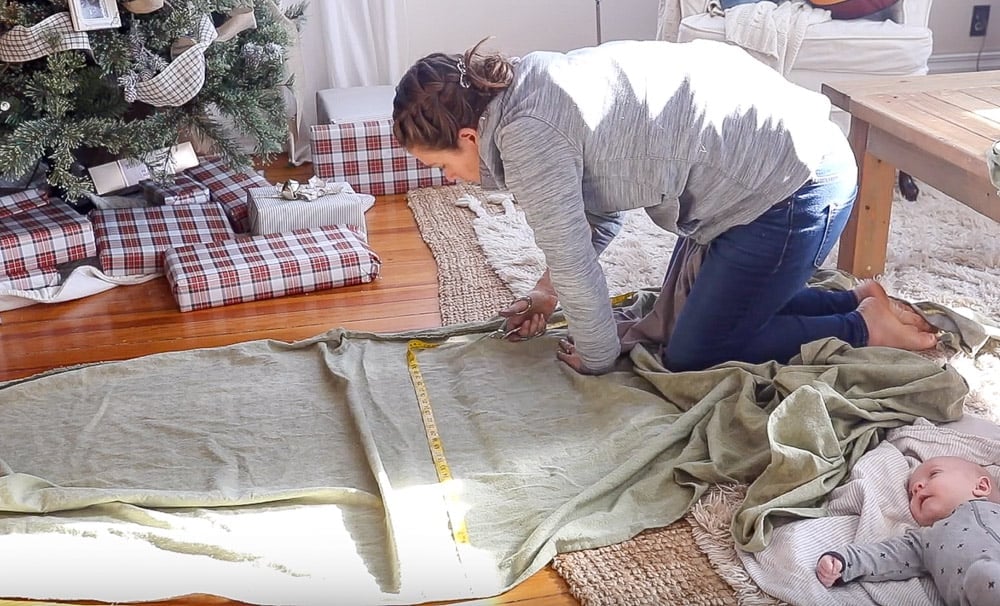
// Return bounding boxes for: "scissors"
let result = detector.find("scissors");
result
[487,295,545,340]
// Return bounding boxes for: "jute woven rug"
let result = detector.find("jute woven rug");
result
[407,183,514,326]
[408,184,750,605]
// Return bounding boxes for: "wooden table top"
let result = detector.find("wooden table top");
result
[823,70,1000,223]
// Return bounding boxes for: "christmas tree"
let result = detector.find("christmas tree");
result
[0,0,302,201]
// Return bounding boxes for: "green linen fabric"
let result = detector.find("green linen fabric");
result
[0,320,969,604]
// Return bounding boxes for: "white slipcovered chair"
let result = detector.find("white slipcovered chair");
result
[659,0,934,131]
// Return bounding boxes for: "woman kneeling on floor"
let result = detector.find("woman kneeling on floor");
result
[392,38,938,374]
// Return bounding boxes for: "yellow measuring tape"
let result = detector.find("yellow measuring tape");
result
[611,291,637,307]
[406,339,470,545]
[404,293,636,547]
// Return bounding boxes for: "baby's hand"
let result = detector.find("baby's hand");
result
[816,554,844,588]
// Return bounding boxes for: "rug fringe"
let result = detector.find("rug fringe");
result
[687,484,787,606]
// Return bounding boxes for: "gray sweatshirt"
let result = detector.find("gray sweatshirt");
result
[477,39,851,372]
[831,500,1000,605]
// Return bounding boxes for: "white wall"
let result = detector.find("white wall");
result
[928,0,1000,72]
[404,0,659,62]
[403,0,1000,73]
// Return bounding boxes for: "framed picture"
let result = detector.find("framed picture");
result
[68,0,122,32]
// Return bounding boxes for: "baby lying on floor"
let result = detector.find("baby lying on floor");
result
[816,456,1000,606]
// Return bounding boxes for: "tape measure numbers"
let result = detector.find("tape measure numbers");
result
[404,295,635,547]
[406,339,469,545]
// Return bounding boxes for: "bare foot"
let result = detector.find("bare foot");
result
[853,279,935,333]
[858,297,938,351]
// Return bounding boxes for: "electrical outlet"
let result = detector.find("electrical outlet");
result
[971,5,990,37]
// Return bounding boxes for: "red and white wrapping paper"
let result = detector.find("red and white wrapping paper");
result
[90,204,235,277]
[0,188,50,220]
[163,225,381,312]
[310,120,452,196]
[142,174,211,206]
[187,156,272,233]
[1,202,96,280]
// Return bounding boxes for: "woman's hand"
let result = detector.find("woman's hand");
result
[556,336,597,375]
[498,272,558,341]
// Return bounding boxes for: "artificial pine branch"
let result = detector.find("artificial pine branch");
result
[0,0,301,201]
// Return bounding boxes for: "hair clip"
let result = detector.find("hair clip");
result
[456,57,470,89]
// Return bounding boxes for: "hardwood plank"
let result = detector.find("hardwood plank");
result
[961,85,1000,108]
[936,88,1000,115]
[867,127,1000,224]
[828,71,1000,276]
[823,70,1000,104]
[0,155,580,606]
[851,95,996,173]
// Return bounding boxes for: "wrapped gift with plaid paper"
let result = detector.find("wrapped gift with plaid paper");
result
[247,182,375,238]
[0,268,60,292]
[310,120,452,196]
[163,225,381,312]
[1,202,96,280]
[0,188,50,221]
[187,156,272,233]
[141,174,211,206]
[90,204,235,277]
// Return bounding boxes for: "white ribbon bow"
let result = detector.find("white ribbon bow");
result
[279,177,353,201]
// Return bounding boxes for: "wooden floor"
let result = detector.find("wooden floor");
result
[0,156,578,606]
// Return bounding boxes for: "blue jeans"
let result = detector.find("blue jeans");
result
[664,150,863,371]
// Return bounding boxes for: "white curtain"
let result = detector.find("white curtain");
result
[284,0,409,164]
[656,0,685,41]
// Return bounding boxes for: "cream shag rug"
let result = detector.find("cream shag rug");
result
[408,182,1000,606]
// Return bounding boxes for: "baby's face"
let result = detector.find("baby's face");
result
[908,457,991,526]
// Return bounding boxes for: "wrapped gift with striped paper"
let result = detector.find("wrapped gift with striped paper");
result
[163,225,381,312]
[187,156,272,233]
[90,203,235,277]
[1,202,96,280]
[309,119,452,196]
[246,181,375,238]
[141,174,211,206]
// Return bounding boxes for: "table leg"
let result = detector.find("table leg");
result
[837,119,896,278]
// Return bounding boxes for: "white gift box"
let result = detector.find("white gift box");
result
[88,142,199,195]
[315,85,394,124]
[247,181,374,238]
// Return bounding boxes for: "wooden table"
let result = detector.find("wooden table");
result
[822,71,1000,278]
